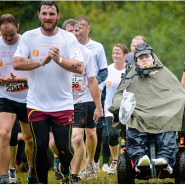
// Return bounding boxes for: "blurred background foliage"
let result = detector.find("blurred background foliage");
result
[1,1,185,80]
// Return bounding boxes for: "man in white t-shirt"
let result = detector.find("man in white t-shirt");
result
[13,1,84,184]
[125,35,145,65]
[62,19,103,182]
[75,16,108,178]
[0,14,36,184]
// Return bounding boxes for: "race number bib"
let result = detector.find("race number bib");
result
[5,83,28,92]
[72,77,83,90]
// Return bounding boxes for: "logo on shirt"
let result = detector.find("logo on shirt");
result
[107,81,111,86]
[32,50,39,57]
[0,60,3,66]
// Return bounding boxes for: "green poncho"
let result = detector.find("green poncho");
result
[108,55,185,134]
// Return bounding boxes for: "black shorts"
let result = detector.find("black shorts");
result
[87,101,96,128]
[0,98,28,123]
[73,102,96,129]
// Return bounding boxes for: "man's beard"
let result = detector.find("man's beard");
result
[41,19,57,31]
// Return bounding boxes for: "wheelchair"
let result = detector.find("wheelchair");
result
[117,133,185,184]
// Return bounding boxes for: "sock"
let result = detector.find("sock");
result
[54,157,59,169]
[28,166,37,179]
[0,174,9,183]
[113,159,118,163]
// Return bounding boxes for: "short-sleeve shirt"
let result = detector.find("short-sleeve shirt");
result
[72,44,96,104]
[0,35,28,103]
[125,52,135,65]
[85,38,107,102]
[100,63,125,117]
[14,28,84,112]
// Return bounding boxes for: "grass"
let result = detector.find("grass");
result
[16,169,117,184]
[16,169,176,184]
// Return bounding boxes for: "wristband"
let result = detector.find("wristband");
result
[58,57,63,64]
[40,59,44,67]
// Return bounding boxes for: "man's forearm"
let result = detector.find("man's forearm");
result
[88,77,102,109]
[13,57,41,71]
[58,58,84,74]
[16,76,28,83]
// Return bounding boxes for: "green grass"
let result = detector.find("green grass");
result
[16,169,176,184]
[16,169,117,184]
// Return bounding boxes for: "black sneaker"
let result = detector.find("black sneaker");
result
[27,175,38,184]
[73,176,80,184]
[21,165,29,173]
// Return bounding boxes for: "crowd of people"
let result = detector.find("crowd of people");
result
[1,0,185,184]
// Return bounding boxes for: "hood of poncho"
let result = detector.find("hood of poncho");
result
[108,54,185,134]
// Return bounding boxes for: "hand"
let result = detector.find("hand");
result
[93,107,103,123]
[0,73,17,85]
[49,46,60,64]
[42,53,52,66]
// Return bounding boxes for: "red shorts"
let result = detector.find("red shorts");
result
[27,108,73,125]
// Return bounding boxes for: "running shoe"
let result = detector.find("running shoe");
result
[8,168,17,184]
[61,174,73,184]
[78,169,87,180]
[55,164,62,180]
[135,155,151,173]
[27,175,38,184]
[72,176,80,184]
[94,160,100,172]
[102,163,109,172]
[21,164,29,173]
[86,161,97,179]
[107,161,117,175]
[152,158,173,174]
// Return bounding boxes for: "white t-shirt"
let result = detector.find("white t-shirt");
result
[85,38,107,102]
[72,44,96,104]
[14,28,84,112]
[100,63,125,117]
[0,35,28,103]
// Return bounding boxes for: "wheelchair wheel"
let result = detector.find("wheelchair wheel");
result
[174,151,185,184]
[117,152,135,184]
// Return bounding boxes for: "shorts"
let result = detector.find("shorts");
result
[87,101,96,128]
[0,98,28,123]
[27,108,73,125]
[73,102,87,128]
[73,102,96,129]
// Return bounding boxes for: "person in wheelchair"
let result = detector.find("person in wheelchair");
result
[108,43,185,174]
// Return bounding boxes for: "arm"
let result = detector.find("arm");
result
[88,76,103,123]
[13,53,52,71]
[181,72,185,89]
[0,73,27,85]
[96,68,108,84]
[49,46,84,74]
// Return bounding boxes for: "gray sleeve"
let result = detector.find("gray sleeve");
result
[96,67,108,84]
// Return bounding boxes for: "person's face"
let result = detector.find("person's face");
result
[65,24,80,40]
[0,23,19,45]
[77,20,90,41]
[137,54,154,68]
[38,5,59,31]
[112,46,126,64]
[131,39,144,56]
